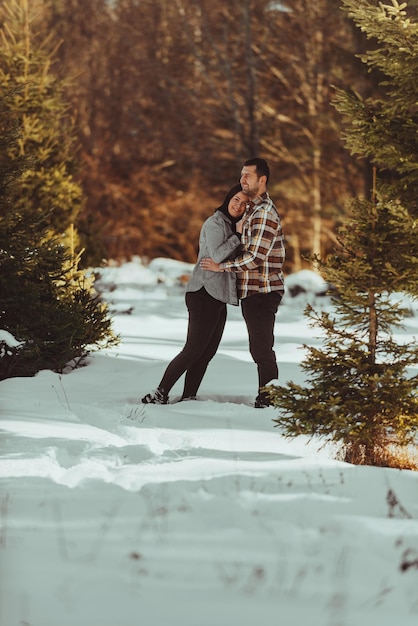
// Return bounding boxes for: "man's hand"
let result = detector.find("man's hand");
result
[200,258,222,272]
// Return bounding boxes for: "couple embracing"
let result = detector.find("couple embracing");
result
[142,157,285,409]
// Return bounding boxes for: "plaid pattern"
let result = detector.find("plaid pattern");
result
[220,192,285,300]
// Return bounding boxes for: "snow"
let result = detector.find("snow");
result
[0,329,23,350]
[1,257,417,626]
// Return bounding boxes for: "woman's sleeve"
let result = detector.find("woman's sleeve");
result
[204,219,241,263]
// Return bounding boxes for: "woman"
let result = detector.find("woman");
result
[141,184,249,404]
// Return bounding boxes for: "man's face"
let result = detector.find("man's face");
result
[240,165,261,199]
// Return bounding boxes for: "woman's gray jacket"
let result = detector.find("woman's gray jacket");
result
[186,211,241,305]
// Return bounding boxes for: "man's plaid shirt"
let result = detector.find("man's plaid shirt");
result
[220,192,285,300]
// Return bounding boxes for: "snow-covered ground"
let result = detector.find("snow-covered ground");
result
[1,257,417,626]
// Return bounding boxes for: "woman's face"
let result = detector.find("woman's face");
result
[227,191,248,220]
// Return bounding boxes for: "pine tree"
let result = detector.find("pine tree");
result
[0,0,83,234]
[0,91,119,379]
[0,1,119,379]
[335,0,418,241]
[268,0,418,468]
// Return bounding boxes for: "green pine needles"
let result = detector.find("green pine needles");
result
[0,0,118,379]
[269,0,418,468]
[0,104,118,379]
[269,186,418,466]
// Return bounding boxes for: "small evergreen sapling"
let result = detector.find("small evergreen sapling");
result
[268,179,418,466]
[0,188,119,379]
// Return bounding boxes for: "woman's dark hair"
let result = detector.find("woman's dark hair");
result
[216,184,245,223]
[216,183,242,215]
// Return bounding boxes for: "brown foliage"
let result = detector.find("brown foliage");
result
[36,0,374,268]
[341,440,418,471]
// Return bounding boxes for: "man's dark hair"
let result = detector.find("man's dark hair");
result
[244,157,270,183]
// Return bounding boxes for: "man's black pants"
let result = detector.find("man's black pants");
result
[241,291,282,390]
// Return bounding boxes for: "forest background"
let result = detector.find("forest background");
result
[4,0,413,272]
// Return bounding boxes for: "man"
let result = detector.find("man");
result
[201,157,285,408]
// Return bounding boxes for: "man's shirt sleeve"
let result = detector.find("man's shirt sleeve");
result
[220,205,280,272]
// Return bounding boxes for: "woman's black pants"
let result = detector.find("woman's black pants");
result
[158,287,227,398]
